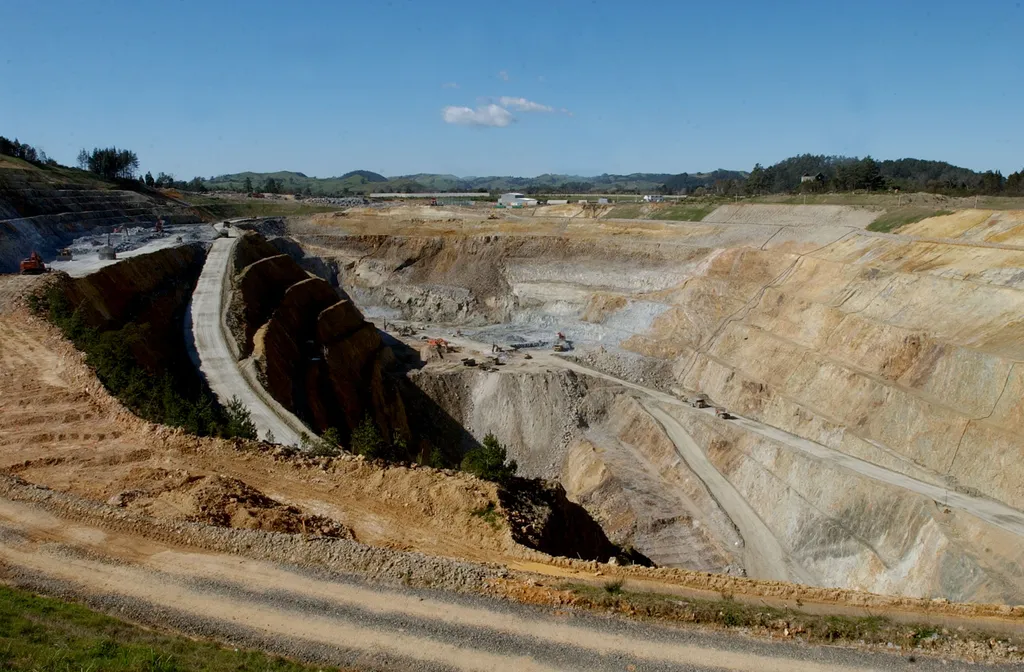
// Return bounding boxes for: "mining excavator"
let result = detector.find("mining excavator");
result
[19,251,46,275]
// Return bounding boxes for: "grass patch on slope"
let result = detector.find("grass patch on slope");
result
[867,207,953,233]
[606,201,719,222]
[187,197,345,220]
[606,203,643,219]
[561,582,1021,652]
[0,584,329,671]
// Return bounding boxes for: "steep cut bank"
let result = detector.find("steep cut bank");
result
[289,211,1024,604]
[0,157,203,272]
[30,244,240,437]
[226,233,411,448]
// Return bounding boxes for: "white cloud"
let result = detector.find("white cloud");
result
[499,96,553,113]
[560,107,574,117]
[498,70,509,81]
[442,82,459,89]
[442,104,513,127]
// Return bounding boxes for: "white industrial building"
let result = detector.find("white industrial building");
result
[498,192,539,207]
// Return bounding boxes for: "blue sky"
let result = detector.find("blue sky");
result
[1,0,1021,179]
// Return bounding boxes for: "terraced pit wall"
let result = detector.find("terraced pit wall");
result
[291,213,1024,604]
[0,160,203,272]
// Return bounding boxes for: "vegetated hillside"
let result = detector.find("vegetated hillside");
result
[0,155,202,272]
[339,170,387,182]
[203,170,747,196]
[749,154,1024,196]
[206,170,388,196]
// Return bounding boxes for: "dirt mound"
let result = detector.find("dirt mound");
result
[116,472,352,538]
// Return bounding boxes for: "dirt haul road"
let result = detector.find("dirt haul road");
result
[188,231,308,446]
[0,496,994,672]
[404,328,1024,543]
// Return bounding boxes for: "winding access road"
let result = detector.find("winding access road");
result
[421,329,1024,542]
[188,229,307,447]
[0,496,988,672]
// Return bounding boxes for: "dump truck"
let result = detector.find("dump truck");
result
[688,394,709,409]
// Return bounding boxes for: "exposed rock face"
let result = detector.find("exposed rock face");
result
[498,477,620,562]
[229,232,409,446]
[231,232,281,273]
[233,255,308,356]
[257,277,338,411]
[58,243,206,372]
[296,212,1024,604]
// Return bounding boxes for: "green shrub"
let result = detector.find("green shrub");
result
[350,414,389,459]
[307,427,342,457]
[471,501,502,529]
[224,396,257,440]
[461,433,517,483]
[603,578,625,595]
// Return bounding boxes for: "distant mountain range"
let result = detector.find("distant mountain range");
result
[203,170,748,196]
[202,155,1022,198]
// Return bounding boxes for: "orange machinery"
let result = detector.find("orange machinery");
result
[19,251,46,275]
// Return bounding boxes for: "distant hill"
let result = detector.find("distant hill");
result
[205,170,389,195]
[748,154,1022,195]
[339,170,387,182]
[203,157,1023,198]
[203,170,747,196]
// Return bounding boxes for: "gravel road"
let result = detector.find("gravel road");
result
[187,229,308,446]
[0,493,999,672]
[406,328,1024,543]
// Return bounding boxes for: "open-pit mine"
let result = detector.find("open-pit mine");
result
[1,166,1023,669]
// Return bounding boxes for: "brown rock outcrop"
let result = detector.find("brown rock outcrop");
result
[230,234,410,449]
[232,254,308,356]
[257,277,339,411]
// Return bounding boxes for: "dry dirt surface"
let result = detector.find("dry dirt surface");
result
[0,479,1018,671]
[0,289,511,563]
[1,273,1023,669]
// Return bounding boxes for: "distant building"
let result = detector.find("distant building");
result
[642,194,665,203]
[498,192,538,207]
[801,173,825,184]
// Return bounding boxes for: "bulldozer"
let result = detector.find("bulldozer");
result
[19,251,46,275]
[56,248,73,261]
